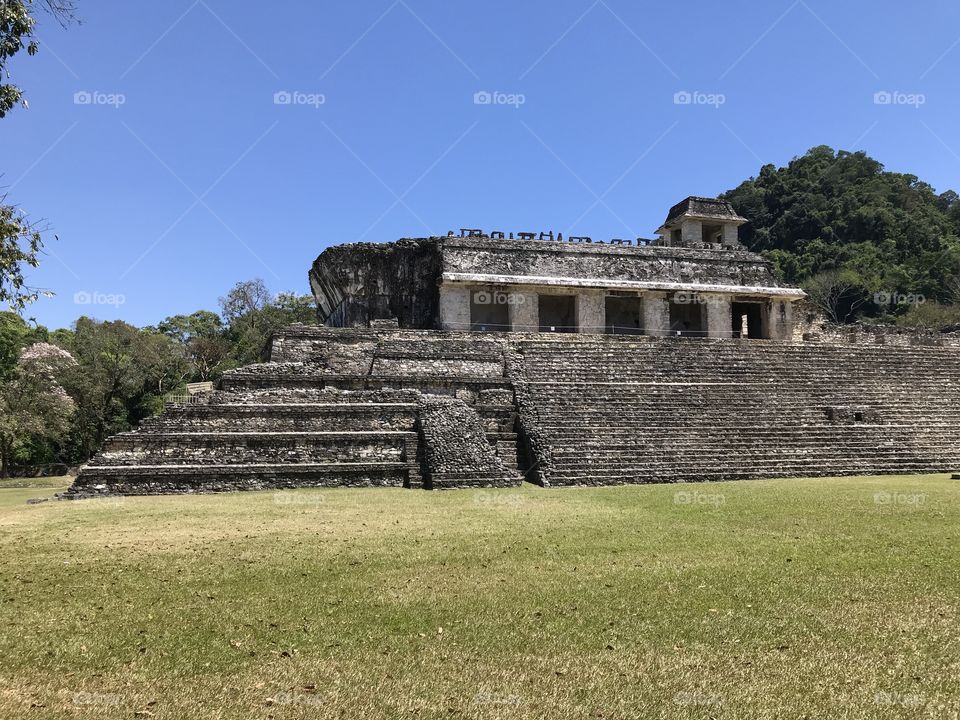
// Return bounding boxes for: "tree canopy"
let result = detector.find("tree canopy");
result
[1,0,78,309]
[722,145,960,323]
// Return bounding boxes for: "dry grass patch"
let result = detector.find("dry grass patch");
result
[0,475,958,718]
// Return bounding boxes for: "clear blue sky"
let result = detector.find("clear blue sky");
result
[6,0,960,329]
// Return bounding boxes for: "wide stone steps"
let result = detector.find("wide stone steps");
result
[518,338,960,486]
[145,403,419,433]
[94,431,417,466]
[72,462,413,494]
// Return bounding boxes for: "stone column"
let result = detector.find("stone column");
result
[721,223,739,247]
[762,299,794,340]
[438,286,471,331]
[642,291,669,336]
[576,290,605,334]
[703,293,732,338]
[509,290,539,333]
[781,300,795,340]
[681,219,702,246]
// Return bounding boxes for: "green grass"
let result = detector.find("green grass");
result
[0,475,75,489]
[1,475,958,718]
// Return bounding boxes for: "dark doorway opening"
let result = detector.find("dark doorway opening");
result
[701,223,723,244]
[538,295,577,333]
[731,302,764,338]
[605,296,643,335]
[669,296,706,336]
[470,290,510,331]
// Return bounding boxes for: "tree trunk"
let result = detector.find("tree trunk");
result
[0,442,10,479]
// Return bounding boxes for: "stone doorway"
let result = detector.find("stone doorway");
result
[731,302,764,338]
[605,296,643,335]
[470,290,510,331]
[538,295,577,333]
[669,295,706,336]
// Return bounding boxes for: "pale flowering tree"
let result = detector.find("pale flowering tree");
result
[0,342,76,477]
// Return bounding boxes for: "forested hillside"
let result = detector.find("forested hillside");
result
[723,145,960,325]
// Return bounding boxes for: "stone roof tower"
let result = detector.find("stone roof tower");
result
[654,196,748,249]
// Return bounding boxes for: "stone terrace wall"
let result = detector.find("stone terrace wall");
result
[309,240,441,328]
[67,323,960,496]
[440,236,784,289]
[417,395,520,489]
[514,336,960,486]
[802,322,960,348]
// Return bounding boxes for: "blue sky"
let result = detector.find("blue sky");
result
[6,0,960,329]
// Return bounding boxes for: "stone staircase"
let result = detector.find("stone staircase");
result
[67,331,523,496]
[513,337,960,486]
[65,326,960,496]
[69,389,425,494]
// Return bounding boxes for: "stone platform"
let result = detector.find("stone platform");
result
[66,325,960,495]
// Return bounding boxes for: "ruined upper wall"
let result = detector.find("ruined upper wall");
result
[439,236,786,291]
[309,239,442,328]
[309,234,800,329]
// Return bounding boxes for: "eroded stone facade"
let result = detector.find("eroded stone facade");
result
[310,197,805,339]
[63,198,960,497]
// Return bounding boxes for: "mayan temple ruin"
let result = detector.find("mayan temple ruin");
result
[66,197,960,496]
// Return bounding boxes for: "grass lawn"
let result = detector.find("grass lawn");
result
[0,475,957,719]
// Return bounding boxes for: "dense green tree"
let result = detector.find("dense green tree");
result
[156,310,223,344]
[219,280,315,366]
[0,199,47,311]
[723,146,960,322]
[1,1,78,309]
[0,342,74,477]
[1,0,77,117]
[0,310,46,378]
[54,318,160,459]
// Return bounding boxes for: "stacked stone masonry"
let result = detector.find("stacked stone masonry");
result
[67,325,960,496]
